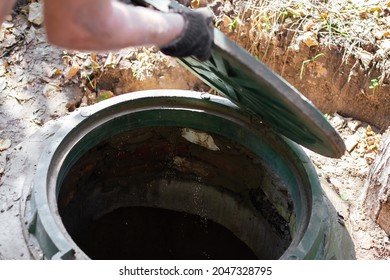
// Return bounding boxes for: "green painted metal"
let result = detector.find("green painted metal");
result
[133,0,345,158]
[24,90,352,259]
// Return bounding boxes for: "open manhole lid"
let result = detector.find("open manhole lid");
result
[133,0,346,158]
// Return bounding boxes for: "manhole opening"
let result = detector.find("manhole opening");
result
[74,206,258,260]
[58,126,293,260]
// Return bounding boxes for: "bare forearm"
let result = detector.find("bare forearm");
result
[44,0,185,51]
[0,0,16,23]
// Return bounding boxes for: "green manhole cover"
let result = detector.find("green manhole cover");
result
[133,0,346,158]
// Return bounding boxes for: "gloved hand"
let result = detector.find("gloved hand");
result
[160,8,213,61]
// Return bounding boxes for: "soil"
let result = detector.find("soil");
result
[0,0,389,259]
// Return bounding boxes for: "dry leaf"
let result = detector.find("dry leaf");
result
[286,7,306,17]
[1,33,17,48]
[97,90,115,102]
[380,39,390,53]
[367,5,382,14]
[65,64,79,81]
[43,83,61,97]
[91,53,97,63]
[0,138,12,151]
[90,53,100,68]
[191,0,207,8]
[50,68,62,77]
[365,125,374,136]
[374,30,385,40]
[356,50,373,69]
[375,30,390,40]
[191,0,199,9]
[1,21,14,29]
[358,9,368,19]
[104,52,116,68]
[0,77,6,91]
[181,128,220,151]
[319,12,329,19]
[222,14,232,28]
[298,32,319,47]
[345,134,360,152]
[303,20,316,32]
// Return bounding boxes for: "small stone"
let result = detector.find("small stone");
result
[28,2,44,25]
[345,134,361,152]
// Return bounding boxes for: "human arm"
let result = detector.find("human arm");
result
[43,0,186,51]
[0,0,16,23]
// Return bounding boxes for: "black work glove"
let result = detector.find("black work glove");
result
[160,8,213,61]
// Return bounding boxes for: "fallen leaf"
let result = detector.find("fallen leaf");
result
[286,7,306,17]
[0,138,12,151]
[365,125,374,136]
[347,120,362,132]
[104,52,116,68]
[303,20,316,32]
[90,53,100,68]
[365,151,377,164]
[91,53,97,63]
[191,0,199,9]
[0,77,7,91]
[298,31,319,47]
[43,83,61,97]
[356,49,373,69]
[97,90,115,102]
[331,113,346,129]
[1,21,14,29]
[1,33,17,48]
[367,5,382,14]
[379,39,390,53]
[374,30,385,40]
[0,64,6,77]
[65,64,79,81]
[25,26,38,44]
[50,68,62,77]
[345,134,360,152]
[358,9,368,19]
[320,12,329,19]
[222,14,232,28]
[181,128,220,151]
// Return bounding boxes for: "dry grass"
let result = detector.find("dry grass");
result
[212,0,390,86]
